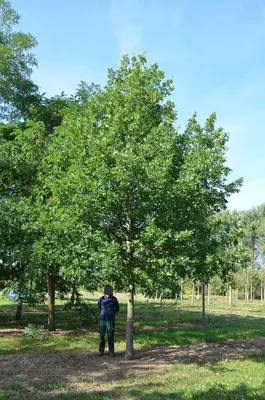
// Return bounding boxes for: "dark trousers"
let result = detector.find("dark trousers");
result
[99,319,115,353]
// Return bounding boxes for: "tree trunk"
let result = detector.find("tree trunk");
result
[70,283,80,305]
[250,281,253,301]
[155,290,158,302]
[261,284,263,302]
[175,290,178,305]
[235,288,238,301]
[47,270,56,331]
[28,277,33,307]
[180,281,183,301]
[192,282,195,305]
[125,284,134,360]
[245,270,249,303]
[202,285,205,321]
[15,302,23,321]
[70,283,76,304]
[197,285,200,300]
[160,296,163,307]
[228,285,232,310]
[207,284,210,307]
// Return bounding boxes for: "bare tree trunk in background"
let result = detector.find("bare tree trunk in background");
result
[202,285,206,321]
[250,281,253,301]
[124,215,136,360]
[261,284,263,302]
[160,296,163,307]
[70,282,79,304]
[245,270,249,303]
[125,284,134,360]
[207,284,211,307]
[228,285,233,310]
[28,277,33,307]
[235,288,238,301]
[197,285,200,301]
[155,290,158,303]
[47,270,56,331]
[15,302,23,321]
[71,284,82,305]
[192,282,195,305]
[180,280,183,301]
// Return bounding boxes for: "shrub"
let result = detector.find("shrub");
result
[23,323,44,338]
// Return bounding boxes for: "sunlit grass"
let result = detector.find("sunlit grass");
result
[1,295,265,355]
[1,295,265,399]
[1,355,265,399]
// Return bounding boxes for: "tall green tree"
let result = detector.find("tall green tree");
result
[94,55,183,359]
[0,75,96,326]
[51,55,242,357]
[0,0,39,120]
[241,207,265,270]
[0,118,48,319]
[213,210,249,308]
[20,84,103,330]
[240,205,265,301]
[46,54,183,358]
[177,113,242,318]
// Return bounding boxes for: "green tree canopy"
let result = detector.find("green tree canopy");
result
[0,0,40,120]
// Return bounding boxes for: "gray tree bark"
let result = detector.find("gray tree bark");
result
[197,285,200,300]
[47,270,56,331]
[228,285,233,310]
[125,284,134,360]
[245,270,249,303]
[207,284,211,307]
[202,285,205,321]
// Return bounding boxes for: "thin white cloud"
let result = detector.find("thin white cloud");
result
[108,0,143,55]
[118,24,142,55]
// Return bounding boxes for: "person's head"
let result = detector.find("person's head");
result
[104,284,113,296]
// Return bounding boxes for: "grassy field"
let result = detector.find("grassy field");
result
[1,295,265,399]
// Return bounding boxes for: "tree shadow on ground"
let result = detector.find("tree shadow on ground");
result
[1,301,265,331]
[135,315,265,347]
[1,340,265,388]
[9,382,265,400]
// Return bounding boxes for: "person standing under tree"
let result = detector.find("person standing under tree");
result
[97,284,120,357]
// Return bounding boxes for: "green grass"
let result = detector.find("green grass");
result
[2,317,265,356]
[0,331,99,355]
[0,299,99,330]
[1,297,265,354]
[1,355,265,399]
[1,296,265,399]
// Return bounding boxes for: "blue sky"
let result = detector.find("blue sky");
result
[13,0,265,211]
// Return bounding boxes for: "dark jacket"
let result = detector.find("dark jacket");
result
[97,295,119,321]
